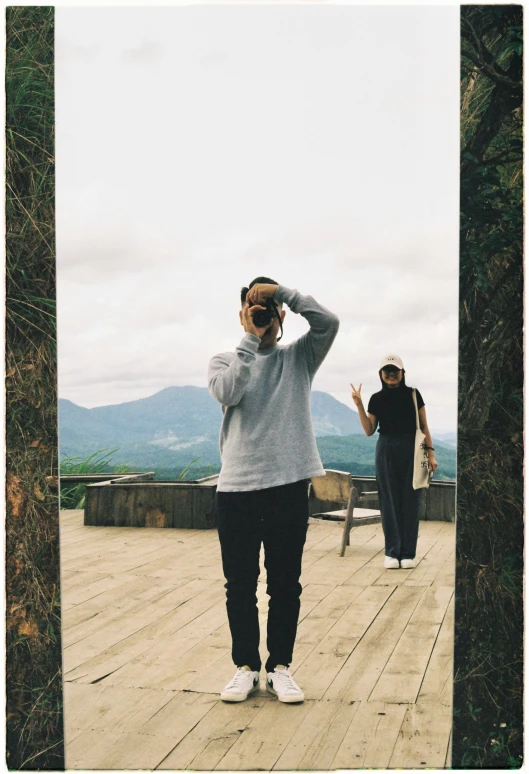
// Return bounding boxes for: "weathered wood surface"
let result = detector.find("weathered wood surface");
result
[84,480,217,529]
[423,480,457,522]
[61,472,155,484]
[311,469,352,502]
[61,510,455,770]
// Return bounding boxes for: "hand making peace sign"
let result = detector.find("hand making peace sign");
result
[350,383,363,407]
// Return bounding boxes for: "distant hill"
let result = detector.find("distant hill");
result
[435,431,457,448]
[310,391,363,436]
[59,386,456,480]
[59,386,362,460]
[59,386,223,447]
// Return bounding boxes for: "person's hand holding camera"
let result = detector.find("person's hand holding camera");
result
[247,284,278,305]
[242,283,280,339]
[241,302,269,339]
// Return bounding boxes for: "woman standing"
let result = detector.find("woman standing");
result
[351,354,438,569]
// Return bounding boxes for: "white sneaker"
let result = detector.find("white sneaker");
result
[266,666,304,703]
[220,667,260,702]
[384,555,400,569]
[400,558,416,569]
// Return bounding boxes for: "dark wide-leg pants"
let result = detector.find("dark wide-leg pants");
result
[375,435,421,561]
[216,479,309,673]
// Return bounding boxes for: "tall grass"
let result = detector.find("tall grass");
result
[59,449,129,509]
[5,7,64,769]
[59,450,205,509]
[454,6,523,768]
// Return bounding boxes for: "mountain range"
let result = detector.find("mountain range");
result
[59,386,456,479]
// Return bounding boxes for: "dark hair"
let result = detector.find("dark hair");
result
[379,368,407,389]
[240,276,279,306]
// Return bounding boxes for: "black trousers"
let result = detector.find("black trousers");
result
[216,479,309,673]
[375,435,421,560]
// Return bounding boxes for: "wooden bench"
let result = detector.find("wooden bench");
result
[310,469,381,557]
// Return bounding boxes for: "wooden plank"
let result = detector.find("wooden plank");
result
[333,534,387,583]
[341,532,396,584]
[71,684,175,738]
[63,544,217,585]
[366,584,453,702]
[61,528,219,573]
[65,596,223,685]
[214,698,312,771]
[63,577,218,651]
[389,702,453,769]
[61,520,173,552]
[158,695,267,770]
[60,540,184,572]
[343,563,387,587]
[432,553,456,587]
[298,581,340,621]
[445,728,453,768]
[295,584,364,647]
[112,618,232,691]
[63,577,181,640]
[323,584,424,701]
[294,585,395,699]
[369,586,454,702]
[63,682,106,743]
[62,573,132,607]
[63,580,220,680]
[410,584,454,626]
[439,668,454,708]
[60,529,145,559]
[74,579,258,689]
[131,546,222,580]
[331,701,408,769]
[301,532,385,586]
[304,524,373,561]
[66,691,217,770]
[110,618,230,690]
[273,698,359,770]
[60,569,114,591]
[418,595,455,706]
[405,533,455,584]
[368,622,440,703]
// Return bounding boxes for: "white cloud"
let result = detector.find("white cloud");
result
[56,5,459,432]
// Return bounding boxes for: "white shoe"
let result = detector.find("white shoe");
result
[220,667,260,702]
[384,555,400,569]
[400,558,416,569]
[266,666,304,703]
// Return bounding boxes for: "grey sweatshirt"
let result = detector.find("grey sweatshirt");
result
[208,285,339,492]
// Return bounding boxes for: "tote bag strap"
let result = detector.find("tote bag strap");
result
[412,389,421,432]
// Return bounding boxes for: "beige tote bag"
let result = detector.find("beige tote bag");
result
[412,389,431,490]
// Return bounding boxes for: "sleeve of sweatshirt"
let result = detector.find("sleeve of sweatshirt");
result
[275,285,340,376]
[208,332,261,406]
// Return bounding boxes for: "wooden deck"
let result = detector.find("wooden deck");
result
[61,510,455,770]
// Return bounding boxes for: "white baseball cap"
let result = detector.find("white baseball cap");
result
[380,354,404,370]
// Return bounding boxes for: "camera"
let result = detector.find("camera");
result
[251,297,279,328]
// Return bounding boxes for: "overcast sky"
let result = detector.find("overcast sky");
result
[56,5,459,433]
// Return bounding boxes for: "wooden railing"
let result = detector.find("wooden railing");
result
[309,475,456,523]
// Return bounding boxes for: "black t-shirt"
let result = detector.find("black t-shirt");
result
[367,384,425,437]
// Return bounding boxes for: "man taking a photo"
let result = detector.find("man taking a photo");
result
[208,277,339,703]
